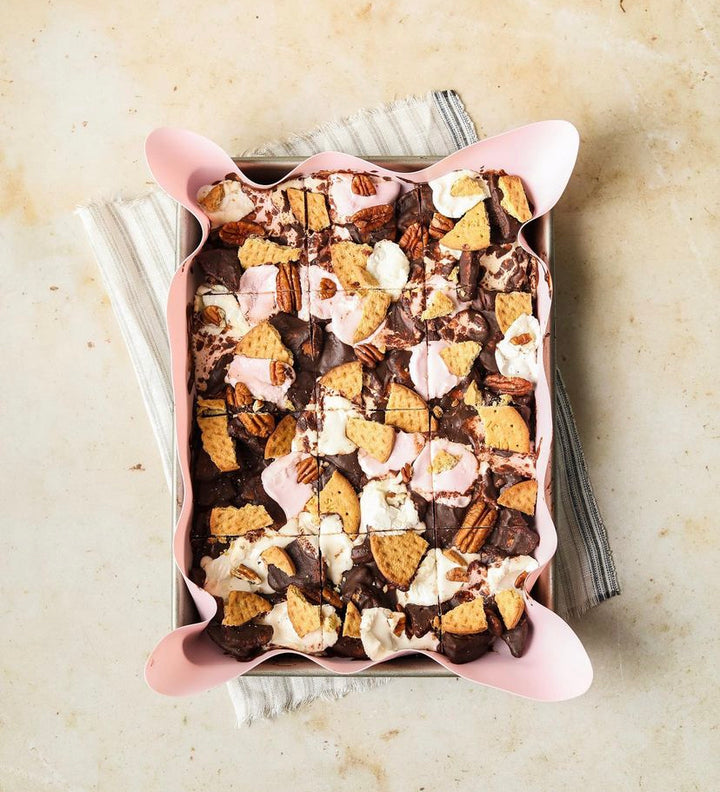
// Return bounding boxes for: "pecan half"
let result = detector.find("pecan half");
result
[225,382,253,409]
[453,499,497,553]
[201,305,225,326]
[462,498,498,530]
[446,567,469,583]
[429,212,454,239]
[400,463,413,484]
[354,342,384,368]
[514,570,529,589]
[351,174,376,196]
[296,456,319,484]
[392,614,407,637]
[318,277,337,300]
[276,262,302,313]
[483,374,533,396]
[219,219,265,246]
[238,412,275,438]
[398,221,428,260]
[270,360,290,386]
[442,548,467,566]
[349,204,394,233]
[230,564,261,583]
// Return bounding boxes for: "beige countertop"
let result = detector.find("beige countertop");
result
[1,1,718,790]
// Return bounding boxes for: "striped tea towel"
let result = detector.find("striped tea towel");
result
[77,89,620,725]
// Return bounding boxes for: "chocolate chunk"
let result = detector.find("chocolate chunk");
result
[196,248,243,291]
[317,331,355,375]
[266,538,322,593]
[206,622,273,660]
[384,300,424,347]
[501,613,530,657]
[330,635,367,659]
[404,604,438,638]
[321,452,364,491]
[440,309,490,345]
[440,631,494,664]
[340,565,397,610]
[458,251,480,302]
[203,351,235,397]
[486,172,521,244]
[489,511,540,556]
[269,314,322,370]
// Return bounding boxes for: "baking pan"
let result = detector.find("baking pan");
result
[171,156,555,677]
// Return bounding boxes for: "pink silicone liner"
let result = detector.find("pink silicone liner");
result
[144,121,592,701]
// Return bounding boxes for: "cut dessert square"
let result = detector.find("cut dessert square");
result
[201,533,330,659]
[319,528,441,661]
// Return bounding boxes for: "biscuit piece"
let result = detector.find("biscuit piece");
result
[260,546,296,576]
[439,201,491,251]
[495,292,532,334]
[439,341,481,377]
[343,601,362,638]
[287,585,321,637]
[329,241,376,292]
[197,414,240,472]
[478,406,531,453]
[209,505,274,535]
[497,479,538,516]
[431,449,460,474]
[196,398,227,417]
[264,414,297,459]
[495,588,525,630]
[441,598,488,635]
[222,591,271,626]
[235,321,293,364]
[354,290,392,343]
[421,291,454,320]
[498,175,532,223]
[385,384,431,434]
[287,188,331,231]
[238,238,301,268]
[450,175,486,196]
[306,470,361,537]
[346,417,396,463]
[319,362,362,400]
[369,533,429,589]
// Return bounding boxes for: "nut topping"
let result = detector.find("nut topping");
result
[510,333,533,346]
[453,498,497,553]
[354,342,384,368]
[351,174,377,196]
[392,614,407,637]
[514,570,529,589]
[296,456,319,484]
[446,567,469,583]
[398,222,428,260]
[349,204,394,233]
[483,374,534,396]
[270,360,290,386]
[219,219,265,246]
[225,382,253,409]
[201,305,225,326]
[230,564,261,583]
[429,212,455,239]
[400,463,413,484]
[238,412,276,438]
[276,262,302,313]
[442,548,467,566]
[318,277,337,300]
